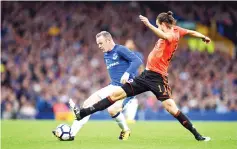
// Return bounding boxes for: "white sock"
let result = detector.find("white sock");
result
[71,115,90,137]
[113,112,129,131]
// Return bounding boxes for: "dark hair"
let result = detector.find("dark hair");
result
[156,11,176,27]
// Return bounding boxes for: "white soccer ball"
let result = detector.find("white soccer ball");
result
[55,124,72,141]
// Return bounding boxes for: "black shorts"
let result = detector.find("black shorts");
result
[122,70,172,101]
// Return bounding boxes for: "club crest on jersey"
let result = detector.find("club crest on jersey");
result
[113,53,118,60]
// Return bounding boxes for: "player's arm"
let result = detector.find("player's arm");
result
[135,52,145,75]
[117,47,143,84]
[139,15,172,42]
[178,26,211,43]
[186,30,211,43]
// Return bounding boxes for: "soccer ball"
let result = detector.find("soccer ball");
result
[55,124,72,141]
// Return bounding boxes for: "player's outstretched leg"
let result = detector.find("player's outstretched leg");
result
[162,99,211,142]
[75,96,116,120]
[75,87,126,120]
[108,100,131,140]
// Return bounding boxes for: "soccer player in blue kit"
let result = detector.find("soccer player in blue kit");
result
[53,31,143,141]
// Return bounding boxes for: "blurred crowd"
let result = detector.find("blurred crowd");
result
[1,2,237,119]
[163,1,237,43]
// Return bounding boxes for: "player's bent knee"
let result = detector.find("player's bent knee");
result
[107,106,122,116]
[107,107,117,116]
[107,107,114,116]
[110,87,127,101]
[162,98,179,115]
[107,99,123,116]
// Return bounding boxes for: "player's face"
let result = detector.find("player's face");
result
[96,36,110,52]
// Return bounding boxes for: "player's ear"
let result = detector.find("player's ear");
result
[106,38,111,43]
[161,22,166,27]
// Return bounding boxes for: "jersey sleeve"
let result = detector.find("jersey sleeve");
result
[134,51,144,63]
[117,46,143,74]
[176,26,188,37]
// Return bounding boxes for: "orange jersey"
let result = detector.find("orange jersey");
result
[146,26,188,76]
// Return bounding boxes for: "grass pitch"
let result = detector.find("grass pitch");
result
[1,120,237,149]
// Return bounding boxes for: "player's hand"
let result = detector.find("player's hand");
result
[202,36,211,44]
[120,72,130,84]
[139,15,151,27]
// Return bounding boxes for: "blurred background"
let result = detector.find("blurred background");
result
[1,1,237,121]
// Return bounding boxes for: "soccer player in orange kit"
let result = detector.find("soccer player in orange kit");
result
[73,11,211,141]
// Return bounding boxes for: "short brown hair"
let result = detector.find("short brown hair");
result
[156,11,176,28]
[96,31,113,39]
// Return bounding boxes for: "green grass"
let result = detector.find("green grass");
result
[1,120,237,149]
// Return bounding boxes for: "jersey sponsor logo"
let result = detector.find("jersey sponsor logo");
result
[107,62,119,69]
[112,53,118,60]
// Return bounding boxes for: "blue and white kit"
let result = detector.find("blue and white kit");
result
[97,44,143,108]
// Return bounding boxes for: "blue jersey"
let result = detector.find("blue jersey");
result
[104,44,143,86]
[133,51,144,76]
